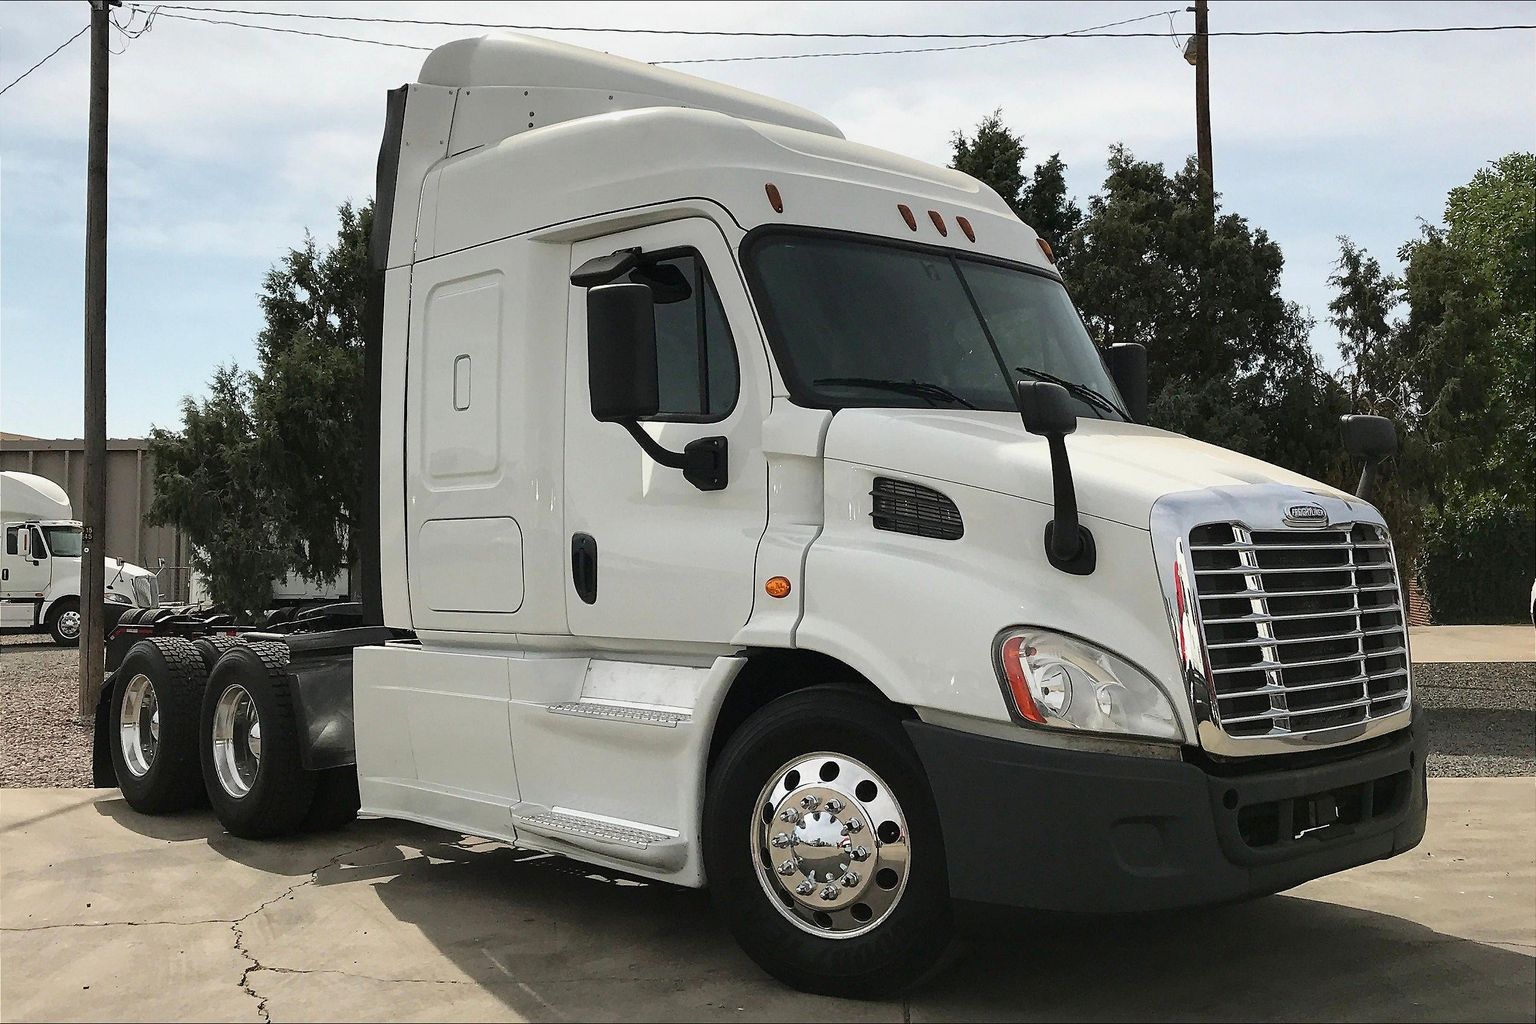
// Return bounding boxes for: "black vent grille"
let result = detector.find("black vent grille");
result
[871,478,963,540]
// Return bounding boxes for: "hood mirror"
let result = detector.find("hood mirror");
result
[1341,414,1397,504]
[1017,381,1095,575]
[1102,343,1148,423]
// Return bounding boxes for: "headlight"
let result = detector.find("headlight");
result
[994,629,1183,741]
[106,592,131,604]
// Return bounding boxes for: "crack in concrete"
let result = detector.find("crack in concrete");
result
[229,839,394,1024]
[1,918,234,931]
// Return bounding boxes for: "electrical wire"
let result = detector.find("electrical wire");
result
[125,4,1536,42]
[146,9,432,50]
[0,23,90,98]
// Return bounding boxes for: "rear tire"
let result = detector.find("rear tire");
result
[46,599,81,647]
[109,639,208,813]
[193,635,245,674]
[200,643,316,838]
[703,685,954,998]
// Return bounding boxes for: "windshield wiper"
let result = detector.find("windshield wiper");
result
[1014,366,1128,420]
[814,377,978,409]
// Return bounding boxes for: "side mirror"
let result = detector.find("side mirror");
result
[1018,379,1079,437]
[1016,381,1094,575]
[1340,414,1397,503]
[587,283,660,422]
[1103,343,1148,423]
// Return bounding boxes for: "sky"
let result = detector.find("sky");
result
[1,0,1533,439]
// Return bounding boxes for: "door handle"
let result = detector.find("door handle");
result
[571,533,598,605]
[1,568,7,581]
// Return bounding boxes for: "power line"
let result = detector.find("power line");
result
[0,23,90,98]
[147,8,432,50]
[126,3,1536,42]
[130,3,1185,39]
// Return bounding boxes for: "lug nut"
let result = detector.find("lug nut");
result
[779,809,800,824]
[778,859,797,876]
[771,832,793,849]
[852,845,870,861]
[825,798,844,814]
[841,871,860,887]
[800,794,820,810]
[819,885,841,901]
[843,817,864,834]
[794,880,815,896]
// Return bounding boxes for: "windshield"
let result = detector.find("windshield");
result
[41,525,82,558]
[745,233,1126,419]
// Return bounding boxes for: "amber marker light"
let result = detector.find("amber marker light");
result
[765,576,792,599]
[928,210,947,236]
[1037,238,1056,263]
[956,216,975,242]
[897,204,918,231]
[765,182,784,213]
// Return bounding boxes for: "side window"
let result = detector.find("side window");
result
[4,527,16,556]
[30,527,47,559]
[621,251,739,422]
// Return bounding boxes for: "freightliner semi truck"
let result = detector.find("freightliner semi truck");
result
[95,34,1425,995]
[1,471,161,644]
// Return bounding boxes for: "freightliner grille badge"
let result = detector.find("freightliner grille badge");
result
[1283,503,1329,528]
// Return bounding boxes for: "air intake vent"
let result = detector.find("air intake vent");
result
[871,478,963,540]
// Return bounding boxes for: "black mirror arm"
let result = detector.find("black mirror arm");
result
[619,420,729,492]
[1356,459,1382,504]
[1040,432,1097,575]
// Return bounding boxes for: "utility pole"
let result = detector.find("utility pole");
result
[1186,0,1214,222]
[79,0,116,719]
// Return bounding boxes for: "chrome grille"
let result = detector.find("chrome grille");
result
[1189,522,1409,739]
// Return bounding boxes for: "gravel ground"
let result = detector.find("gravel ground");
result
[1,634,1531,788]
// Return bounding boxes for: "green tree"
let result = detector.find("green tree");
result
[951,111,1083,265]
[1327,237,1403,413]
[149,201,373,612]
[146,367,288,617]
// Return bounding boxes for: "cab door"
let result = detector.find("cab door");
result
[564,218,770,644]
[3,525,50,597]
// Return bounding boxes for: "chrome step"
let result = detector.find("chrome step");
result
[547,701,689,728]
[511,804,687,871]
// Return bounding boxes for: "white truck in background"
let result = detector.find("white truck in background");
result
[95,35,1425,997]
[0,471,161,645]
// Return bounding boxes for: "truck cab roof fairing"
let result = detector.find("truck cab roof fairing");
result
[417,32,842,141]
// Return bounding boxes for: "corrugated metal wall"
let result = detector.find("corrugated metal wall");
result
[0,438,190,600]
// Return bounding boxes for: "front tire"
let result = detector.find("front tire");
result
[46,599,81,647]
[200,643,316,838]
[704,685,954,998]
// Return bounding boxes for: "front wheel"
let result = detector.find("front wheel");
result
[46,599,81,646]
[703,686,954,998]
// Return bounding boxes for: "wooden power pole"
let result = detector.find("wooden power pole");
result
[79,0,116,719]
[1187,0,1214,221]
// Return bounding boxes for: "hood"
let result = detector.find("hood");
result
[822,409,1358,530]
[106,557,155,580]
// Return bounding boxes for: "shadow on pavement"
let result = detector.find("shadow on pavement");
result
[86,798,1535,1020]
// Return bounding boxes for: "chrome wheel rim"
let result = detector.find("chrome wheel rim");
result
[118,673,159,777]
[751,752,911,939]
[211,684,261,799]
[58,610,81,640]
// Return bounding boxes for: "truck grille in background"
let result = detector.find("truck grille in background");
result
[1189,522,1409,739]
[131,576,160,608]
[870,478,963,540]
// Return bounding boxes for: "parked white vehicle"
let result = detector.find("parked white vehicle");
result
[97,35,1425,996]
[1,471,160,645]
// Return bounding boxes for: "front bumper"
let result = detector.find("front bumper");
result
[906,712,1427,914]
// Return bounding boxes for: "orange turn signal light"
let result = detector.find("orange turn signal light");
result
[765,576,792,599]
[999,634,1046,724]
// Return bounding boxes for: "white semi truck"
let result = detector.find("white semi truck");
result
[1,471,161,644]
[96,35,1425,996]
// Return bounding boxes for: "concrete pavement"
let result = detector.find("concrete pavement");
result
[2,780,1533,1022]
[1410,624,1534,663]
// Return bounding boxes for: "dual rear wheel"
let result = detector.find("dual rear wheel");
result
[110,638,358,835]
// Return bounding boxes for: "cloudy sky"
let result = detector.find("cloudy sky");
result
[2,0,1532,438]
